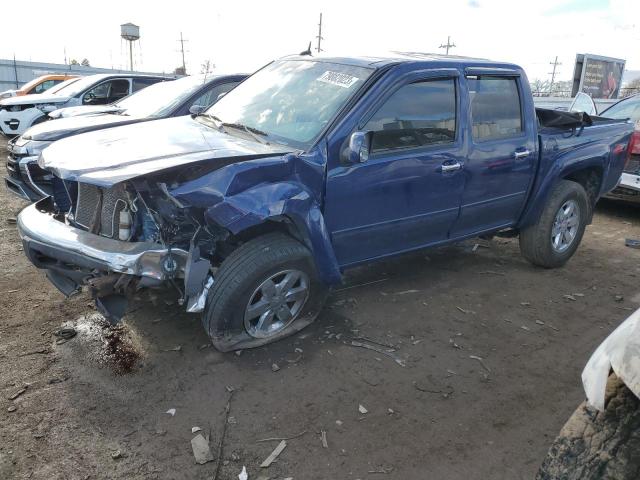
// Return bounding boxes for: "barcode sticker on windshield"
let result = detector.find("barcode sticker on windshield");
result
[317,71,360,88]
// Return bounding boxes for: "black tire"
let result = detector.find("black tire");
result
[519,180,589,268]
[202,233,328,352]
[537,376,640,480]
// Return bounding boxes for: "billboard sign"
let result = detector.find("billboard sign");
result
[572,54,626,99]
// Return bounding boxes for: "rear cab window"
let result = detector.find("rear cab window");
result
[468,77,523,141]
[364,79,457,153]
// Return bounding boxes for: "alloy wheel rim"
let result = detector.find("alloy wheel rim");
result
[551,199,580,253]
[244,269,310,339]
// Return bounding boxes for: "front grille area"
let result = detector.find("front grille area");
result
[625,154,640,174]
[75,183,102,229]
[74,183,128,239]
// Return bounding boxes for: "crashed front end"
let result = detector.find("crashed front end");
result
[17,173,223,322]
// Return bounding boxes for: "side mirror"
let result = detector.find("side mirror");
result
[569,92,597,116]
[189,104,206,116]
[348,131,371,163]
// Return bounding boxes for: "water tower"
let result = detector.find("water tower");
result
[120,23,140,71]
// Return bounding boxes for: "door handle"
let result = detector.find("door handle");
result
[513,150,531,160]
[441,161,462,173]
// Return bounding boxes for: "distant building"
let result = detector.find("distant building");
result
[0,58,170,92]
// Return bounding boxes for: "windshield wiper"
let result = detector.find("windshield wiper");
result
[221,122,270,145]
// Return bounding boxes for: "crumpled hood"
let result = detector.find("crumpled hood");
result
[1,92,70,106]
[39,115,292,187]
[25,113,143,142]
[582,307,640,410]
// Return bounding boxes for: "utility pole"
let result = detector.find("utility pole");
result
[439,36,456,56]
[549,56,562,93]
[13,54,19,89]
[178,32,188,74]
[316,13,324,53]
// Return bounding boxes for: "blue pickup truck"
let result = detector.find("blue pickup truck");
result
[17,53,634,351]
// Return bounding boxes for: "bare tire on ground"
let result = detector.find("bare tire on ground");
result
[537,375,640,480]
[202,233,328,352]
[520,180,589,268]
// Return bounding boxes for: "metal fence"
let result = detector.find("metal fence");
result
[0,58,171,91]
[532,87,640,99]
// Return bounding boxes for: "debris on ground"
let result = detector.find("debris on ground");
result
[271,363,280,372]
[456,306,475,314]
[191,433,214,464]
[238,466,248,480]
[348,340,406,367]
[625,238,640,249]
[520,302,531,307]
[163,345,182,352]
[54,327,77,340]
[212,390,235,480]
[165,408,176,416]
[615,295,624,302]
[394,289,420,295]
[469,355,491,372]
[359,404,368,414]
[476,270,506,276]
[260,440,287,468]
[369,466,395,474]
[7,405,17,412]
[6,217,16,224]
[192,426,202,434]
[321,430,328,448]
[256,430,308,443]
[8,386,27,400]
[563,294,577,301]
[110,450,123,460]
[18,348,49,357]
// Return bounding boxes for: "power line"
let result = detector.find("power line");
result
[439,36,456,56]
[316,13,324,53]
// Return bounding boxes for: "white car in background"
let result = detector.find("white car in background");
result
[0,73,171,137]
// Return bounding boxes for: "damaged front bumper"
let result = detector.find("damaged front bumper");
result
[17,197,212,318]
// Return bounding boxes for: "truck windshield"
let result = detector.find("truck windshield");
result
[204,60,373,149]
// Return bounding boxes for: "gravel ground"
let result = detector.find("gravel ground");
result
[1,135,639,480]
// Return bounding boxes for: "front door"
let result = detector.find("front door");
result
[324,76,466,267]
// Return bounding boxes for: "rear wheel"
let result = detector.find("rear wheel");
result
[520,180,589,268]
[202,233,328,352]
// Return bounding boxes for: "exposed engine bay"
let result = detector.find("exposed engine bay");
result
[46,170,232,322]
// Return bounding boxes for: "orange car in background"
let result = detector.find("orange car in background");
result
[0,74,79,99]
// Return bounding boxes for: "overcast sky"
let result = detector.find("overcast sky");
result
[2,0,638,83]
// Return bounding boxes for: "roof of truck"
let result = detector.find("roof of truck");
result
[284,52,520,70]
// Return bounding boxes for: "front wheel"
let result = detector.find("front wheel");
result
[520,180,589,268]
[202,233,328,352]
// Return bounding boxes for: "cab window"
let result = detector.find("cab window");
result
[83,79,130,105]
[364,79,457,153]
[191,82,240,110]
[469,77,523,141]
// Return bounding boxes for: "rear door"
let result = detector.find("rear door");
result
[450,73,537,237]
[324,71,466,266]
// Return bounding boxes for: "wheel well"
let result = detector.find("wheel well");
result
[563,167,602,207]
[234,217,307,248]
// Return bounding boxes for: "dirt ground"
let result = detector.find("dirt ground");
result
[1,135,639,480]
